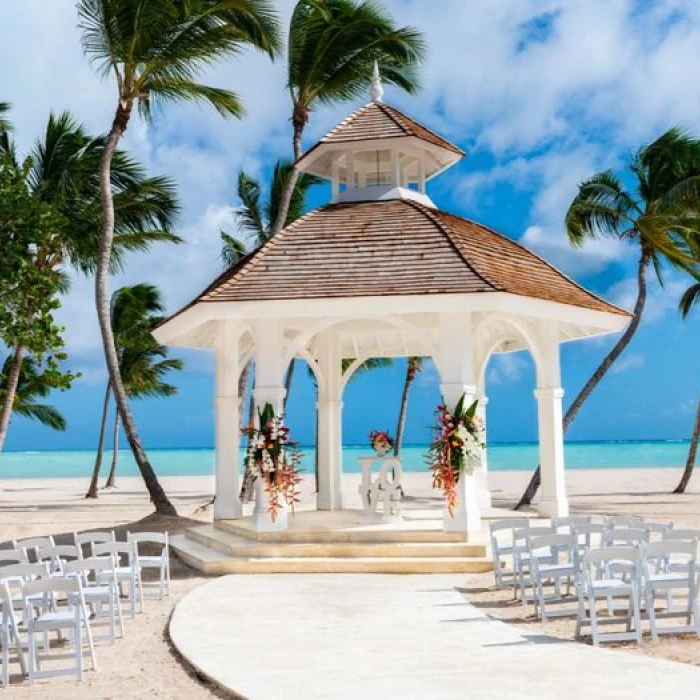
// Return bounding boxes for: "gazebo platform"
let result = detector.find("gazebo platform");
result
[171,507,533,575]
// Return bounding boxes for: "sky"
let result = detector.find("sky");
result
[3,0,700,453]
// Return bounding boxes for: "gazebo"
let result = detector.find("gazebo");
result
[154,72,629,542]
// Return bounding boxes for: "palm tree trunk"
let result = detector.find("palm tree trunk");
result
[515,250,650,509]
[0,346,25,455]
[104,410,120,488]
[96,105,176,515]
[674,393,700,494]
[85,382,111,499]
[395,359,417,458]
[269,120,305,237]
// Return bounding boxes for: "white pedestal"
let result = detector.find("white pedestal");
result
[252,478,288,532]
[358,455,402,523]
[442,472,481,535]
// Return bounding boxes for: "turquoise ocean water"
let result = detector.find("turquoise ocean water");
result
[0,441,693,480]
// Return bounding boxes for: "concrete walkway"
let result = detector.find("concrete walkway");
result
[170,575,700,699]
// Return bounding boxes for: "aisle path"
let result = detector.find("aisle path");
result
[170,574,700,699]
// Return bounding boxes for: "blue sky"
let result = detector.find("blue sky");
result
[3,0,700,452]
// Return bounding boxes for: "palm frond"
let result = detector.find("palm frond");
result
[0,102,12,135]
[267,161,321,235]
[220,231,248,268]
[235,170,266,241]
[14,403,66,431]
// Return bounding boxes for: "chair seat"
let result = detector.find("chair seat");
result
[137,556,165,567]
[33,611,78,629]
[647,573,689,586]
[83,585,112,599]
[590,579,632,593]
[538,564,575,577]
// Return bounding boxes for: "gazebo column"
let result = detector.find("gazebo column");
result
[316,331,343,511]
[213,322,242,520]
[252,320,288,531]
[475,393,492,511]
[438,312,481,535]
[534,321,569,518]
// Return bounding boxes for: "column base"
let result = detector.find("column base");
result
[214,500,242,521]
[252,480,289,532]
[442,474,481,535]
[537,495,569,519]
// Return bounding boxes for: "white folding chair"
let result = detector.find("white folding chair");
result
[36,544,81,576]
[571,523,607,559]
[575,546,644,646]
[551,515,592,533]
[643,540,700,640]
[1,580,27,687]
[64,558,124,644]
[488,518,531,590]
[93,541,143,617]
[513,526,556,605]
[645,523,673,542]
[663,528,700,542]
[529,533,580,621]
[13,537,55,565]
[74,531,115,559]
[128,532,171,599]
[23,576,97,683]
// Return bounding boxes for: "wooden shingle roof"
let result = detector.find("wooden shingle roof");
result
[304,102,464,157]
[193,199,626,316]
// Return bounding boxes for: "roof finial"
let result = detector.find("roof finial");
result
[369,60,383,103]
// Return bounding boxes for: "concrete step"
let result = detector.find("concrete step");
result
[171,534,494,575]
[186,525,487,559]
[215,518,472,544]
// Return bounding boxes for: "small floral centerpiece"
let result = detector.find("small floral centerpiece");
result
[243,403,302,521]
[369,430,395,457]
[428,394,485,515]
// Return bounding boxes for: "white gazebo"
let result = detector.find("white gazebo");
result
[154,75,629,540]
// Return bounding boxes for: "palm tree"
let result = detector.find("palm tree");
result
[0,356,66,432]
[516,128,700,509]
[87,284,182,497]
[224,161,320,499]
[270,0,425,237]
[394,357,423,457]
[78,0,280,515]
[0,109,179,472]
[672,281,700,493]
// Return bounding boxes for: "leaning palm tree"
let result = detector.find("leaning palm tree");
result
[78,0,280,515]
[673,280,700,493]
[87,284,182,497]
[516,128,700,509]
[0,110,179,459]
[0,356,66,433]
[270,0,425,237]
[394,357,423,457]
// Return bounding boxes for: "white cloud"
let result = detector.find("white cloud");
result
[611,352,644,375]
[487,352,531,385]
[607,275,687,322]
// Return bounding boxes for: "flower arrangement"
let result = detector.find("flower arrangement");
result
[243,403,302,521]
[428,394,485,515]
[369,429,395,457]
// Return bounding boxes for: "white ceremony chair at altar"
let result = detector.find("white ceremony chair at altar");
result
[0,550,27,568]
[605,515,645,529]
[64,558,124,644]
[37,544,81,576]
[575,546,644,646]
[1,580,27,686]
[489,518,531,590]
[571,523,607,559]
[513,525,556,604]
[663,528,700,542]
[93,541,143,618]
[529,533,580,621]
[642,540,700,640]
[551,515,591,534]
[22,576,97,683]
[127,532,171,600]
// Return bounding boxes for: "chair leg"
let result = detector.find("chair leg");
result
[76,617,83,682]
[27,625,35,685]
[589,596,601,646]
[646,588,658,641]
[81,604,97,672]
[631,587,643,645]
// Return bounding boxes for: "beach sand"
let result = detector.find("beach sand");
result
[1,467,699,696]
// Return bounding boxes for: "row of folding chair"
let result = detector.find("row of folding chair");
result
[0,530,171,686]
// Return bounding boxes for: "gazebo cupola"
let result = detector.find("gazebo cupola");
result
[296,63,464,209]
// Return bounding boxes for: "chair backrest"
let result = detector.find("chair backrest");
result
[93,540,135,566]
[74,530,116,557]
[37,544,81,574]
[0,548,27,566]
[582,546,643,578]
[489,519,530,552]
[605,515,644,528]
[530,533,578,565]
[127,531,169,547]
[604,527,648,546]
[13,536,56,563]
[644,523,673,541]
[23,574,82,600]
[63,556,117,582]
[552,515,592,531]
[0,562,50,598]
[645,540,697,574]
[663,528,700,542]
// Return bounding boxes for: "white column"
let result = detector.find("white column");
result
[437,312,481,535]
[390,148,400,187]
[475,395,492,510]
[534,321,569,518]
[331,158,340,200]
[417,154,426,193]
[214,322,242,520]
[316,330,343,510]
[346,150,355,190]
[252,319,288,531]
